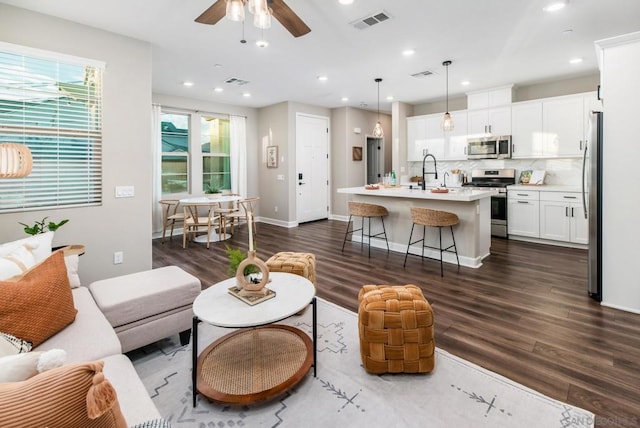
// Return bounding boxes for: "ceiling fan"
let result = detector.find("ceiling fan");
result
[195,0,311,38]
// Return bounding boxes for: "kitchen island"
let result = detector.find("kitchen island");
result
[336,186,495,268]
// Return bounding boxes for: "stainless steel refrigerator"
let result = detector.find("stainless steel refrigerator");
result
[583,111,603,301]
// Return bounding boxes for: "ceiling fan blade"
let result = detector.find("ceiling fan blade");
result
[269,0,311,38]
[195,0,226,25]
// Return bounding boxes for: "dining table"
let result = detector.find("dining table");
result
[180,195,242,243]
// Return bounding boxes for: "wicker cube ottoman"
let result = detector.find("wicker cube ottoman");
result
[358,284,435,374]
[266,252,316,285]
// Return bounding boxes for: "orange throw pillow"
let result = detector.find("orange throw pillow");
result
[0,251,77,347]
[0,360,127,428]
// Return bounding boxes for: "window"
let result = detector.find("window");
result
[160,113,189,194]
[0,43,104,213]
[201,116,230,193]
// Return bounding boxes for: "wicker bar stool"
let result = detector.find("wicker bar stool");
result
[341,202,390,258]
[403,207,460,277]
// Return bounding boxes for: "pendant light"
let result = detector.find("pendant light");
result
[373,78,384,138]
[0,143,33,178]
[441,60,454,132]
[226,0,245,22]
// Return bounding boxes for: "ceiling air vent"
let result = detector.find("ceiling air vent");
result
[225,77,250,86]
[350,10,391,30]
[410,70,435,79]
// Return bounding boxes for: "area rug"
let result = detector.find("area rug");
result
[129,298,594,428]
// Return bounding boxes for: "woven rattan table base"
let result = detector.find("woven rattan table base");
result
[196,325,313,404]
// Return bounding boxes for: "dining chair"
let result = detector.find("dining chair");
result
[159,199,186,243]
[211,193,240,241]
[228,197,260,236]
[182,203,218,249]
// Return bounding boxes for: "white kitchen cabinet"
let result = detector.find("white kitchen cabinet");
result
[467,106,511,137]
[444,110,468,160]
[467,86,514,110]
[406,114,445,161]
[539,191,588,244]
[542,95,585,157]
[507,190,540,238]
[511,100,543,158]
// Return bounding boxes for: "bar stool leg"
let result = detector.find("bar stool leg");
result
[368,216,372,258]
[341,215,353,253]
[380,217,390,253]
[438,226,444,277]
[403,223,416,267]
[421,225,426,262]
[450,225,460,270]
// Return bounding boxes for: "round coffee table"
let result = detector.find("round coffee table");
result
[191,272,317,406]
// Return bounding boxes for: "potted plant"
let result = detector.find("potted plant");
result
[19,217,69,235]
[225,245,260,281]
[204,178,222,197]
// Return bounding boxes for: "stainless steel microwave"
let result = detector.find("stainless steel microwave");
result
[466,136,512,159]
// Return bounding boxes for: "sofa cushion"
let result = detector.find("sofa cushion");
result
[0,251,77,347]
[0,231,53,266]
[0,359,127,428]
[0,243,37,280]
[35,287,122,362]
[0,332,32,356]
[0,348,66,382]
[102,354,162,426]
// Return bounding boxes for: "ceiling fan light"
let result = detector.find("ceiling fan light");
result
[254,8,272,29]
[248,0,268,15]
[226,0,245,22]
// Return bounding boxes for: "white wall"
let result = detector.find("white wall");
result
[596,32,640,313]
[0,4,153,284]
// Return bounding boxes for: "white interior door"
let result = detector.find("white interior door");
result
[296,113,329,223]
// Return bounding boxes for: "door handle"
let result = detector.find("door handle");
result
[299,182,306,185]
[565,207,569,217]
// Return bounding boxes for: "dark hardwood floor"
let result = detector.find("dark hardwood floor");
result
[153,220,640,428]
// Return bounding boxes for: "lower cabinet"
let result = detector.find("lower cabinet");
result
[539,192,588,244]
[508,189,589,245]
[507,190,539,238]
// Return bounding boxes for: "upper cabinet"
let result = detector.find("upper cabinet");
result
[444,110,468,160]
[407,114,444,161]
[511,92,596,158]
[466,86,513,137]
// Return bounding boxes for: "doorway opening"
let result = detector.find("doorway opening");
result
[366,137,384,185]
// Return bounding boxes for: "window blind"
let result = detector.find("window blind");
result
[0,44,104,213]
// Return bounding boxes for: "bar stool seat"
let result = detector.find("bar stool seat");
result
[403,207,460,276]
[341,202,389,258]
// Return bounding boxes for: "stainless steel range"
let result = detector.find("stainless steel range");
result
[463,168,516,238]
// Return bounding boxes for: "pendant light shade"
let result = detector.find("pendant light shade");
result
[0,143,33,178]
[226,0,245,22]
[441,60,454,132]
[253,7,272,29]
[373,78,384,138]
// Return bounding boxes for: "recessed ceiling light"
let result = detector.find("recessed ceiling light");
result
[182,81,194,87]
[562,29,573,35]
[543,1,568,12]
[242,92,251,97]
[341,97,349,102]
[569,57,583,64]
[402,49,415,56]
[213,87,224,92]
[461,80,471,86]
[318,75,328,82]
[338,0,354,4]
[386,96,394,101]
[256,40,269,48]
[214,64,223,68]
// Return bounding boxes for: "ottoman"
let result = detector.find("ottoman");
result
[89,266,201,353]
[358,284,435,374]
[266,252,316,315]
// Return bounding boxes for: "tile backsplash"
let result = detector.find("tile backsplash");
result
[405,158,583,186]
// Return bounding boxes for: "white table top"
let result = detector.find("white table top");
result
[193,272,316,328]
[180,195,242,205]
[337,186,495,202]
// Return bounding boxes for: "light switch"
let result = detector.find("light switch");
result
[115,186,135,198]
[276,174,285,181]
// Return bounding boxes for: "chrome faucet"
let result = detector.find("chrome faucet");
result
[422,153,438,190]
[443,171,450,188]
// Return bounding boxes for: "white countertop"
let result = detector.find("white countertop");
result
[337,186,495,202]
[508,184,582,193]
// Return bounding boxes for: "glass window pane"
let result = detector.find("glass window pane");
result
[203,156,230,192]
[161,114,189,153]
[201,117,230,154]
[162,155,188,193]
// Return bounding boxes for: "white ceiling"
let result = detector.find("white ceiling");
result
[2,0,640,112]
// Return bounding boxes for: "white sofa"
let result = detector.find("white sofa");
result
[35,285,161,426]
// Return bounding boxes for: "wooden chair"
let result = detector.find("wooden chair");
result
[227,197,259,236]
[159,199,186,243]
[211,193,240,241]
[182,203,218,249]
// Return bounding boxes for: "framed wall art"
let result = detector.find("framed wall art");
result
[266,145,278,168]
[352,146,363,161]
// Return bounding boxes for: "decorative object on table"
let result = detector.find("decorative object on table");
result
[410,176,422,182]
[204,179,222,196]
[430,188,450,193]
[372,78,384,138]
[0,143,33,178]
[518,170,546,185]
[18,217,69,236]
[228,212,274,304]
[266,145,278,168]
[364,184,379,190]
[352,146,362,161]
